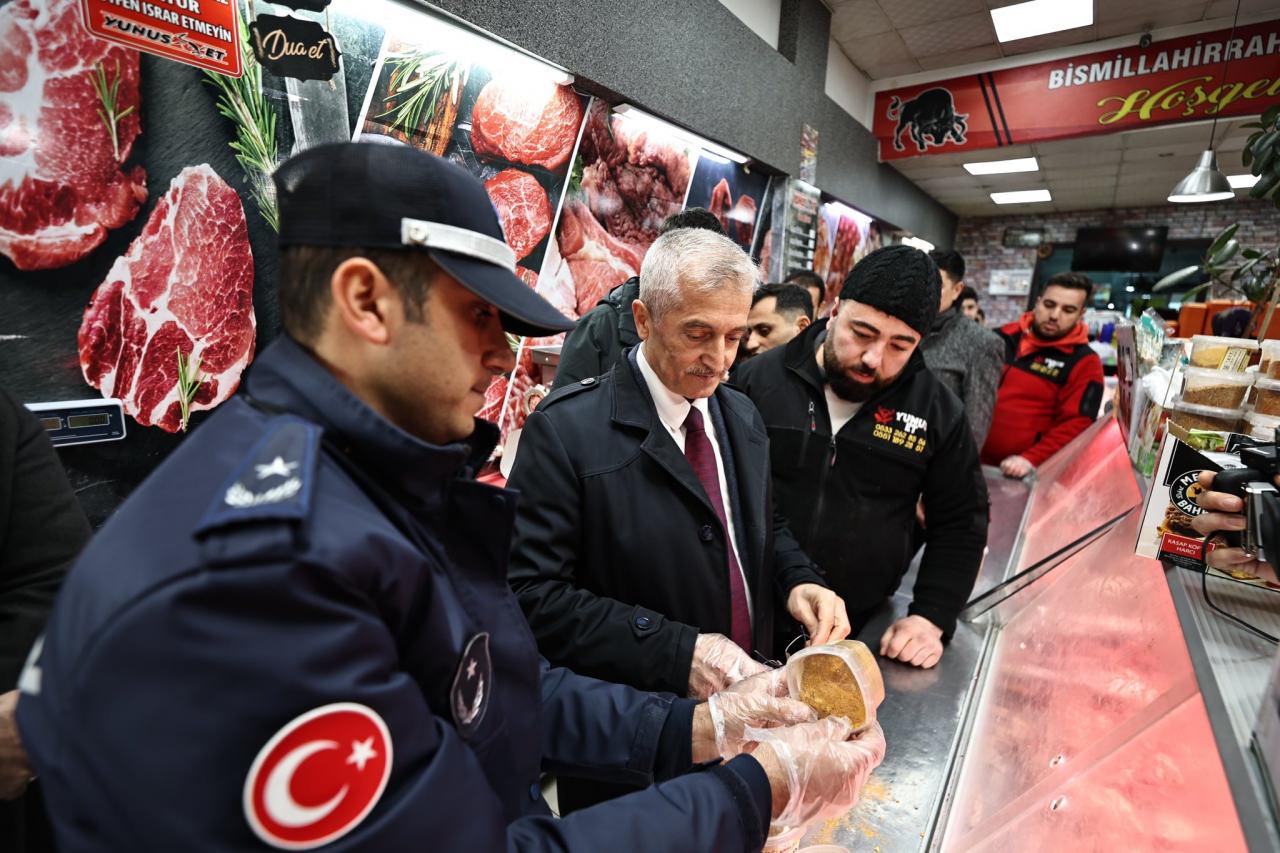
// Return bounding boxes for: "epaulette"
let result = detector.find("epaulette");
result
[194,416,322,563]
[538,375,605,409]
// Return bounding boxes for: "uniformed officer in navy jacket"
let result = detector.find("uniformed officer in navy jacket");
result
[15,143,884,851]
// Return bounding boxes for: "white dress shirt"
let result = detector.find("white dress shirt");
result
[636,344,752,621]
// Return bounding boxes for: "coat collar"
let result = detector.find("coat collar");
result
[244,336,498,509]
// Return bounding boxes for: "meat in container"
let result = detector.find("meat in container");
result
[1188,335,1259,371]
[785,640,884,732]
[1256,376,1280,417]
[1179,366,1255,409]
[1168,397,1245,433]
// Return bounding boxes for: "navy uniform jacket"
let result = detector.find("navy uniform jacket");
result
[17,337,771,852]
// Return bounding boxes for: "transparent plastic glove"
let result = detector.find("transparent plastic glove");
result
[750,717,887,829]
[706,671,816,758]
[688,633,769,699]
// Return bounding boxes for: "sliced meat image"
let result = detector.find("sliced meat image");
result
[730,193,757,246]
[708,178,732,232]
[557,200,643,315]
[485,169,551,261]
[78,165,255,433]
[477,374,508,424]
[0,0,146,271]
[471,77,583,172]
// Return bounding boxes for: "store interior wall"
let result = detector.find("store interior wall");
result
[954,200,1280,327]
[423,0,956,246]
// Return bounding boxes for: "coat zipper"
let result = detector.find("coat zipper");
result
[806,397,838,546]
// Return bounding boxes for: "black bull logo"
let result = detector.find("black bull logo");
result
[887,88,968,152]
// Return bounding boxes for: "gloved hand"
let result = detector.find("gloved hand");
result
[705,669,816,758]
[688,633,769,699]
[750,717,887,829]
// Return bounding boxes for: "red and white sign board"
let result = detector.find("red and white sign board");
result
[81,0,242,77]
[874,19,1280,161]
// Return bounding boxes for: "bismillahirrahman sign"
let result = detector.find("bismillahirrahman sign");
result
[81,0,242,77]
[873,20,1280,161]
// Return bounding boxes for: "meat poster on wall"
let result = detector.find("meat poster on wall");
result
[811,199,882,315]
[0,0,385,524]
[684,156,768,258]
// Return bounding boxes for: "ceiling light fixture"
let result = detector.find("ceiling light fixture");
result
[991,189,1052,204]
[990,0,1092,43]
[964,157,1039,175]
[1228,173,1261,189]
[1168,0,1240,203]
[613,104,750,164]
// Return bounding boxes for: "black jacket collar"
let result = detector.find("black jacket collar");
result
[245,336,498,507]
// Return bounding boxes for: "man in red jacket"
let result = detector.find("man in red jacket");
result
[982,272,1104,478]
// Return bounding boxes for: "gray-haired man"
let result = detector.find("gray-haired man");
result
[506,227,849,811]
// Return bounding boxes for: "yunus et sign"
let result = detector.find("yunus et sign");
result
[873,20,1280,161]
[81,0,242,77]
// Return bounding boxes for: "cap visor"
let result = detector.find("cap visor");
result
[430,250,574,337]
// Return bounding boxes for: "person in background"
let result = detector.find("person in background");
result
[735,246,990,670]
[922,250,1003,447]
[1192,470,1278,584]
[958,286,981,321]
[982,272,1105,479]
[786,270,827,319]
[507,228,849,810]
[0,387,91,853]
[554,208,724,389]
[743,283,814,361]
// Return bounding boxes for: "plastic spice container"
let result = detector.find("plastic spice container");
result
[1263,340,1280,379]
[786,640,885,732]
[763,825,805,853]
[1169,397,1244,432]
[1179,366,1255,408]
[1189,335,1259,371]
[1244,411,1280,441]
[1257,376,1280,416]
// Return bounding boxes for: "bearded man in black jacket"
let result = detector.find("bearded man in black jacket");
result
[734,246,989,670]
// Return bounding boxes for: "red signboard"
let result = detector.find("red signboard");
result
[874,20,1280,161]
[81,0,242,77]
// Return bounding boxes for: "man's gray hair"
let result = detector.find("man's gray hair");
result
[639,227,758,321]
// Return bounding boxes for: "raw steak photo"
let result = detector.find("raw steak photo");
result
[485,168,551,261]
[78,165,256,433]
[0,0,147,271]
[557,200,643,315]
[471,76,583,171]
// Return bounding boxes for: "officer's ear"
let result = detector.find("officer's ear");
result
[329,256,395,346]
[633,299,653,342]
[796,315,812,332]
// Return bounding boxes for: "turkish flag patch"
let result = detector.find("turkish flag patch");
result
[243,703,392,849]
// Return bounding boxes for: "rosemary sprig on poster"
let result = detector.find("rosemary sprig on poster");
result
[89,60,135,162]
[204,14,279,230]
[378,49,469,139]
[175,347,206,433]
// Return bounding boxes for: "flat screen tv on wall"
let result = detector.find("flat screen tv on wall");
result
[1072,226,1169,272]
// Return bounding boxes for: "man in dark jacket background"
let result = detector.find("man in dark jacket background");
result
[734,246,989,670]
[553,208,724,388]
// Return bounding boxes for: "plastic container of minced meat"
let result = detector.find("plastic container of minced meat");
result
[1179,366,1256,409]
[1256,376,1280,417]
[1262,340,1280,379]
[1189,335,1259,371]
[1244,411,1280,441]
[785,640,884,734]
[1169,397,1245,433]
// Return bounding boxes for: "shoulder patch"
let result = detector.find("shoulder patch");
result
[540,375,604,409]
[195,416,322,538]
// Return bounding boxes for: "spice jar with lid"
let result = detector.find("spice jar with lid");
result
[1188,335,1259,371]
[1169,397,1245,432]
[1180,366,1256,408]
[1256,376,1280,416]
[1262,340,1280,379]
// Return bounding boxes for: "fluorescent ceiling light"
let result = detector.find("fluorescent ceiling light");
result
[991,189,1052,204]
[613,104,750,164]
[964,157,1038,175]
[1228,173,1261,189]
[991,0,1092,43]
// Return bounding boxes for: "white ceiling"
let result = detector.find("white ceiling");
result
[824,0,1280,215]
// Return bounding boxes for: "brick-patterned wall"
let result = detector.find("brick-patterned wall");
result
[954,200,1280,328]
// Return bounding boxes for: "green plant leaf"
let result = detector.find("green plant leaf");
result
[1211,238,1240,267]
[1153,264,1204,291]
[1178,281,1216,301]
[1206,224,1239,260]
[1263,104,1280,128]
[1250,170,1280,200]
[1242,248,1262,259]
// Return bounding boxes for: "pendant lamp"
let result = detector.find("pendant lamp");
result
[1167,0,1241,203]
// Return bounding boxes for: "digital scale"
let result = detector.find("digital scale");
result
[25,399,127,447]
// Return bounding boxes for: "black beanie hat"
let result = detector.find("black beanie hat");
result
[839,244,940,336]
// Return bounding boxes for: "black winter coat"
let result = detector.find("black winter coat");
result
[507,352,826,696]
[552,278,640,389]
[732,321,989,637]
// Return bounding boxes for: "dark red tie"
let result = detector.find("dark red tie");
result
[683,406,753,651]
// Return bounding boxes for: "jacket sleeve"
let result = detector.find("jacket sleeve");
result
[964,333,1004,449]
[1019,353,1105,467]
[0,387,91,689]
[910,416,990,638]
[507,407,699,696]
[553,309,617,390]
